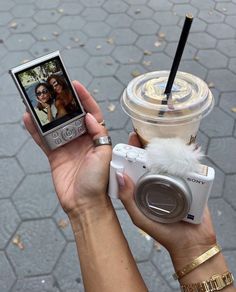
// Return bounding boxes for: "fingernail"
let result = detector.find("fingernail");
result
[116,171,125,187]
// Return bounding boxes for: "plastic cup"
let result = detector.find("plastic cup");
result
[121,71,214,146]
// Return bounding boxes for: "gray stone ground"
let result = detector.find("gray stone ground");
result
[0,0,236,291]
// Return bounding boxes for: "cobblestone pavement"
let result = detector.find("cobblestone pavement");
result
[0,0,236,291]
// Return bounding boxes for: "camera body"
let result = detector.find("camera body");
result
[109,144,215,224]
[9,51,86,150]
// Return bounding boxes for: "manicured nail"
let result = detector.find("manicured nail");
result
[116,171,125,187]
[87,112,97,123]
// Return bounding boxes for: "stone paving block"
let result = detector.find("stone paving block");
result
[153,11,180,25]
[207,23,235,39]
[200,107,234,138]
[86,56,118,77]
[148,0,172,11]
[189,32,217,49]
[0,199,21,249]
[58,15,85,31]
[179,59,208,79]
[68,67,93,87]
[219,92,236,118]
[1,73,18,95]
[207,69,236,92]
[191,0,215,10]
[229,57,236,73]
[223,174,236,210]
[8,18,37,33]
[217,39,236,57]
[224,251,236,278]
[83,21,111,37]
[216,2,236,15]
[0,0,14,11]
[109,129,129,146]
[0,12,12,25]
[0,27,10,41]
[208,137,236,173]
[30,40,62,57]
[173,4,198,16]
[85,37,115,55]
[225,15,236,28]
[13,173,58,219]
[0,158,24,199]
[127,5,153,19]
[110,28,138,45]
[124,0,147,4]
[53,206,74,241]
[5,34,35,51]
[196,49,228,69]
[159,25,183,42]
[57,31,88,48]
[0,124,28,157]
[32,24,62,41]
[115,63,147,84]
[81,0,105,7]
[209,88,221,105]
[151,247,179,290]
[170,0,190,3]
[196,129,209,154]
[53,242,84,291]
[116,209,153,261]
[132,19,159,35]
[11,4,36,18]
[17,139,50,174]
[103,0,128,13]
[138,261,174,292]
[35,0,60,9]
[12,275,60,292]
[112,45,143,64]
[165,42,196,60]
[7,219,66,277]
[33,10,61,24]
[1,51,32,73]
[0,252,16,292]
[209,198,236,249]
[142,52,173,71]
[179,17,207,33]
[198,10,225,24]
[88,76,124,101]
[98,101,129,130]
[59,2,84,15]
[81,7,108,21]
[106,13,133,28]
[62,48,89,67]
[0,94,24,123]
[136,35,166,53]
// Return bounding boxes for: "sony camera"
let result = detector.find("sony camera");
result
[109,143,215,224]
[9,51,86,150]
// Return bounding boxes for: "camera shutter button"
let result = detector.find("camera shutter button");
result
[126,150,138,161]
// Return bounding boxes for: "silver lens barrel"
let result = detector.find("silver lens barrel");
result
[134,173,192,223]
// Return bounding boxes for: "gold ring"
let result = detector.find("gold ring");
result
[99,120,106,127]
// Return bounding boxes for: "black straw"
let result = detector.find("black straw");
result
[164,14,193,99]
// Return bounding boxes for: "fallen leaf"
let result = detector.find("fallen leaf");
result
[208,82,215,88]
[58,219,69,229]
[96,45,102,50]
[231,107,236,113]
[53,31,59,37]
[142,60,151,66]
[107,103,116,112]
[138,229,151,241]
[106,37,114,45]
[9,22,18,29]
[135,9,141,14]
[58,8,64,13]
[144,50,152,56]
[12,235,25,250]
[131,70,141,77]
[73,37,80,42]
[154,41,162,48]
[217,210,222,216]
[106,60,113,65]
[154,241,162,251]
[21,59,30,64]
[158,32,165,39]
[93,89,99,94]
[41,36,48,41]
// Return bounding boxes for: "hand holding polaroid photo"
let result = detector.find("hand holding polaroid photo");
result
[9,51,86,150]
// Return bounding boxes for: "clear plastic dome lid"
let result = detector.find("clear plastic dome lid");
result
[121,71,214,125]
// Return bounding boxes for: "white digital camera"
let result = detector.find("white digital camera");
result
[109,144,215,224]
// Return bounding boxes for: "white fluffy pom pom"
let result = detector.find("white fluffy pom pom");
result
[146,138,203,176]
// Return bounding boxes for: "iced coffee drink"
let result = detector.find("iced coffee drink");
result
[121,71,214,146]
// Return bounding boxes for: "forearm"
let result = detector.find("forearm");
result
[69,197,147,292]
[171,246,235,291]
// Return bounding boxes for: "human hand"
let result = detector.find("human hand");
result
[117,133,217,265]
[24,81,112,220]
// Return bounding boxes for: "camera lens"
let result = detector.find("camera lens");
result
[134,173,192,223]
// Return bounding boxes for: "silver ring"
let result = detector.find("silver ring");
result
[93,136,112,147]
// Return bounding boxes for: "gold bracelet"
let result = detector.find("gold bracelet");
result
[181,271,234,292]
[173,244,221,280]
